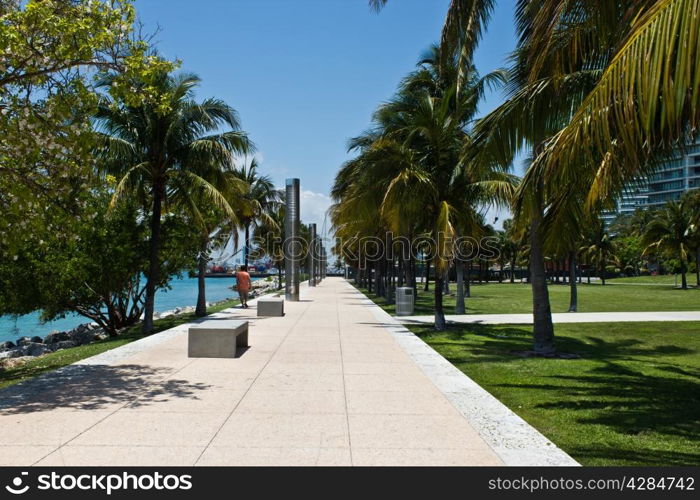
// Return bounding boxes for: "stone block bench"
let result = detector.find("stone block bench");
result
[188,320,248,358]
[257,296,284,317]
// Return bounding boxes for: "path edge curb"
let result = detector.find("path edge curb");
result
[354,284,580,467]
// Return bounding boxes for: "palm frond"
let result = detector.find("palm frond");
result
[545,0,700,205]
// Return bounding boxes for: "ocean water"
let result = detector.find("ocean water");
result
[0,275,253,343]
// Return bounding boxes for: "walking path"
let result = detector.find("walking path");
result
[398,310,700,326]
[0,278,576,466]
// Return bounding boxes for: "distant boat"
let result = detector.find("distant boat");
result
[205,272,234,278]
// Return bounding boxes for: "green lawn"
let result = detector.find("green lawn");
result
[361,279,700,315]
[406,321,700,466]
[608,274,698,285]
[0,298,241,391]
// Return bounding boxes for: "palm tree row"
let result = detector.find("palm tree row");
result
[96,71,281,332]
[358,0,700,353]
[490,190,700,297]
[331,46,515,330]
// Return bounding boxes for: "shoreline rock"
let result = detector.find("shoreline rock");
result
[1,322,107,364]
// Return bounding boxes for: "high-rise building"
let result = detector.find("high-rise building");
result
[603,138,700,225]
[601,181,649,226]
[645,138,700,207]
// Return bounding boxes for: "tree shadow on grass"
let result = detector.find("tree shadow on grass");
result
[570,446,700,467]
[417,323,700,465]
[498,367,699,437]
[420,324,696,364]
[0,364,212,414]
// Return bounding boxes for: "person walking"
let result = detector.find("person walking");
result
[235,265,252,308]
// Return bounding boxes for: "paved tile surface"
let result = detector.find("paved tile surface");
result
[0,278,574,466]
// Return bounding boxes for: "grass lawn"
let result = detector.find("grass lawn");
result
[360,278,700,316]
[406,321,700,466]
[608,274,698,285]
[0,298,241,391]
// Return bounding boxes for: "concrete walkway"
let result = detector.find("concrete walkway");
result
[398,310,700,326]
[0,278,575,466]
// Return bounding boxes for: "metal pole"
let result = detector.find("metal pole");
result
[284,178,300,301]
[315,235,320,283]
[321,246,326,279]
[320,244,324,281]
[308,223,316,287]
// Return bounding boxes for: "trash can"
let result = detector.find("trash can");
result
[395,287,415,316]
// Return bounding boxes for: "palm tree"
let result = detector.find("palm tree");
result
[642,199,695,289]
[369,0,496,94]
[231,158,281,267]
[502,219,523,283]
[95,72,252,333]
[333,49,514,330]
[580,218,616,286]
[251,195,286,290]
[175,177,246,317]
[463,1,700,353]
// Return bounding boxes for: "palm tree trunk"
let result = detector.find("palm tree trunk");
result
[696,249,700,287]
[411,254,418,295]
[466,262,471,297]
[386,261,395,304]
[195,242,208,317]
[561,259,567,284]
[423,258,430,291]
[142,182,164,335]
[377,258,385,297]
[510,252,517,283]
[408,252,416,294]
[680,254,688,290]
[455,260,465,314]
[367,263,373,293]
[530,211,555,354]
[443,268,450,294]
[278,261,283,290]
[434,274,446,331]
[568,250,577,312]
[385,235,394,304]
[244,224,250,267]
[600,266,606,285]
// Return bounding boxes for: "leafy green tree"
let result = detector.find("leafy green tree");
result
[0,0,174,257]
[95,72,252,333]
[685,190,700,286]
[615,235,645,276]
[0,189,199,336]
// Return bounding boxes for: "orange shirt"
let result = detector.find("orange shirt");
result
[236,271,251,292]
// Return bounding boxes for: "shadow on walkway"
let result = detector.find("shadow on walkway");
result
[0,364,212,415]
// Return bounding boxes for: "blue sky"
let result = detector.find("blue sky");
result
[135,0,518,230]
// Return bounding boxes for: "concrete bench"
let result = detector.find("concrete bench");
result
[188,319,248,358]
[257,296,284,317]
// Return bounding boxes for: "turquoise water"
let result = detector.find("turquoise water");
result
[0,276,246,343]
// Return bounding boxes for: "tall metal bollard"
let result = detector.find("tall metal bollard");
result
[318,241,322,283]
[284,179,300,301]
[308,223,316,287]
